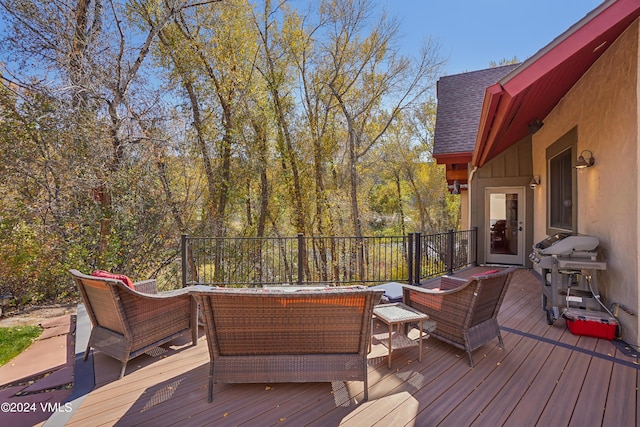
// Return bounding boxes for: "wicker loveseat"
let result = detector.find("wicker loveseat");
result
[191,287,383,402]
[402,267,516,367]
[70,269,198,378]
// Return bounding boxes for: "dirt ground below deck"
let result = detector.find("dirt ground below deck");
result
[0,303,77,327]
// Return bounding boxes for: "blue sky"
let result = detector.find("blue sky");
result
[383,0,604,75]
[0,0,605,80]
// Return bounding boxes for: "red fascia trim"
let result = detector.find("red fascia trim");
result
[473,0,640,168]
[433,152,472,165]
[503,1,636,96]
[472,83,503,167]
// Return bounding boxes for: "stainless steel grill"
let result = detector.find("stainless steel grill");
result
[529,233,606,324]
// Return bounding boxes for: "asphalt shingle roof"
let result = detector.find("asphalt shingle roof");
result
[433,64,520,157]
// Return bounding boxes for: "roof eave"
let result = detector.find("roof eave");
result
[433,152,473,165]
[472,83,504,167]
[473,0,640,167]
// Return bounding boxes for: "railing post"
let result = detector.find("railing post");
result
[357,236,365,283]
[407,233,414,285]
[297,233,304,286]
[472,226,478,266]
[446,229,454,275]
[414,232,422,285]
[181,234,188,287]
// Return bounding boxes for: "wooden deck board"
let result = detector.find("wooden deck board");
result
[502,319,572,426]
[331,343,464,426]
[405,331,523,426]
[406,336,519,426]
[446,316,549,426]
[568,338,616,427]
[62,268,640,427]
[602,350,637,426]
[536,336,595,426]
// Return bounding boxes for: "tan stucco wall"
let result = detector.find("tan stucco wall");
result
[460,188,469,231]
[531,19,640,346]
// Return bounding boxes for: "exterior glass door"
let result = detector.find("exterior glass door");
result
[486,187,525,265]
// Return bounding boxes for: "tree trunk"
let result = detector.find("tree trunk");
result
[183,80,219,226]
[394,171,407,236]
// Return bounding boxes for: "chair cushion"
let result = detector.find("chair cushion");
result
[92,270,135,289]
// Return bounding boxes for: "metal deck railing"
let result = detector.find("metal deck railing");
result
[181,228,477,287]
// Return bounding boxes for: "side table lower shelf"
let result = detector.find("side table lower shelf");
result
[372,331,420,351]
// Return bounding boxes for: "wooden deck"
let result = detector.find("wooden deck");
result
[64,268,639,426]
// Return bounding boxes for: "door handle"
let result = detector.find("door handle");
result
[518,227,523,231]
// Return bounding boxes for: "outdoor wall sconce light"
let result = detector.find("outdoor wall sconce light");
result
[528,118,544,134]
[452,180,461,195]
[448,180,468,194]
[575,150,595,169]
[529,176,541,189]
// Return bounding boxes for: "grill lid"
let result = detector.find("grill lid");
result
[533,234,599,256]
[534,233,570,251]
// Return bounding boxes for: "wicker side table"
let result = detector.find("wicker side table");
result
[372,303,431,369]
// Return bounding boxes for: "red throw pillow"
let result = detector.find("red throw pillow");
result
[92,270,135,289]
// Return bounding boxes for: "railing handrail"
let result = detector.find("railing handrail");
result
[181,229,477,287]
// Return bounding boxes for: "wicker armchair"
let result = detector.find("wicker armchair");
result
[191,287,383,402]
[402,267,516,367]
[69,269,198,378]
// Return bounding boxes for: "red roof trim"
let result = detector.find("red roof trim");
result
[473,0,640,167]
[472,83,504,167]
[502,1,628,95]
[433,152,472,165]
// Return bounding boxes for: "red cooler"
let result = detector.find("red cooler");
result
[563,308,618,340]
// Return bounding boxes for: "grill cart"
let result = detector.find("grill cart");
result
[529,233,607,325]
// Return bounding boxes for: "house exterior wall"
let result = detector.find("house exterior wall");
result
[469,136,534,266]
[460,187,469,231]
[531,19,640,347]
